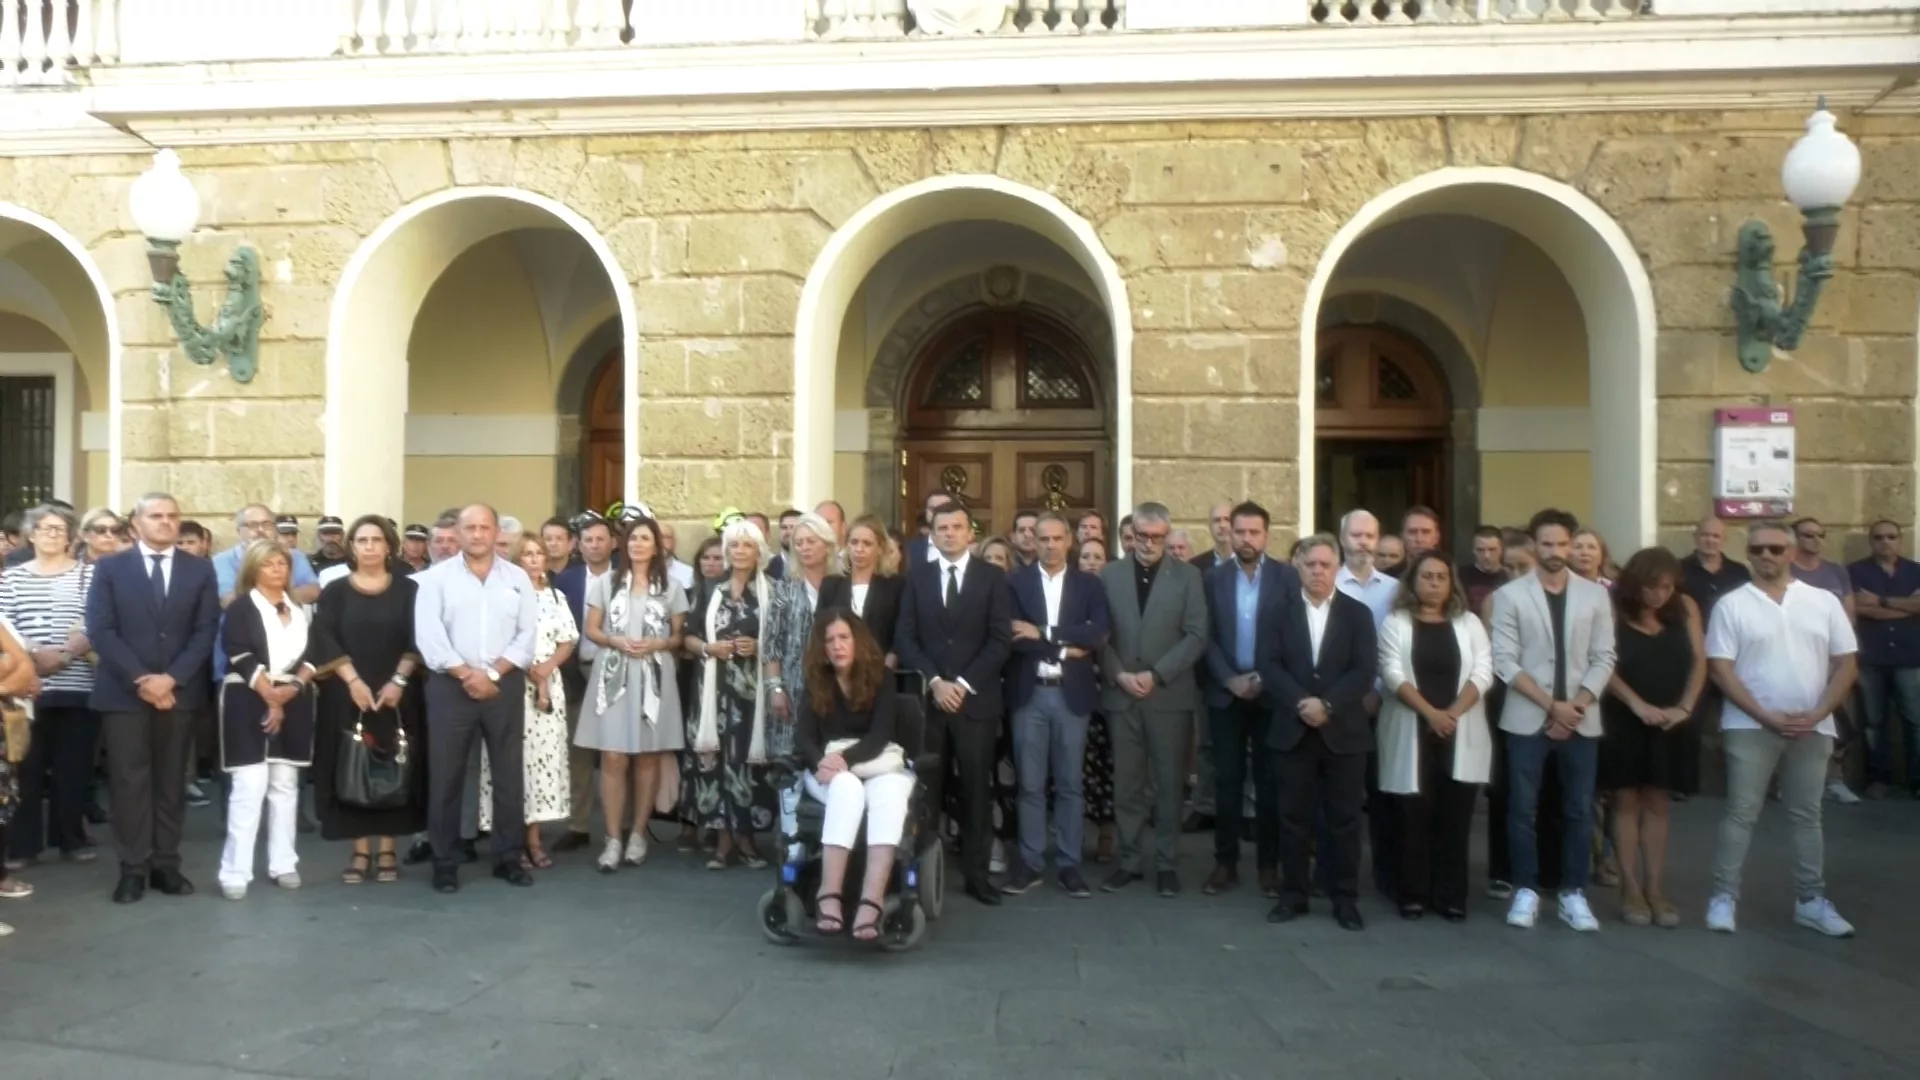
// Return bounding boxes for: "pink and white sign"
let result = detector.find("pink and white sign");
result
[1713,406,1795,519]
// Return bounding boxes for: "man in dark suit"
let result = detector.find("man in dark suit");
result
[895,500,1013,905]
[1003,512,1111,899]
[1201,502,1299,899]
[1258,533,1378,930]
[85,492,221,904]
[1098,502,1209,898]
[1182,499,1239,836]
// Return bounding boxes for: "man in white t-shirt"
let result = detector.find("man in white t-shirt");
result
[1704,521,1859,938]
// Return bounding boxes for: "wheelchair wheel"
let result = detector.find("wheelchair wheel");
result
[757,887,804,946]
[882,899,929,953]
[917,840,945,921]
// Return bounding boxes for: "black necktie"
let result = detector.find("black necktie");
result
[945,565,959,608]
[149,553,167,608]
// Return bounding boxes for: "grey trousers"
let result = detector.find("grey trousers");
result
[1713,728,1832,901]
[428,673,527,868]
[1190,707,1215,816]
[1111,702,1194,874]
[564,699,598,834]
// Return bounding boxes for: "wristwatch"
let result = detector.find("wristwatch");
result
[485,667,500,684]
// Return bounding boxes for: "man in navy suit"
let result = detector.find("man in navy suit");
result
[1201,502,1299,900]
[1258,534,1378,931]
[895,500,1013,906]
[1002,512,1111,899]
[86,492,220,904]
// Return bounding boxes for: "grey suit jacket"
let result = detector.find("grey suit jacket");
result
[1489,572,1617,737]
[1098,555,1210,714]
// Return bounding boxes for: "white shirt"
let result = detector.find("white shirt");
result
[1706,578,1857,738]
[248,589,311,679]
[937,550,972,606]
[667,558,694,593]
[1335,563,1398,632]
[576,567,613,663]
[1038,564,1067,680]
[137,542,175,594]
[850,582,869,617]
[1303,590,1332,666]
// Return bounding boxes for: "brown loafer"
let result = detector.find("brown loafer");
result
[1202,865,1238,895]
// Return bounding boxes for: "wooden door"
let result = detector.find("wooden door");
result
[1313,325,1451,534]
[899,308,1108,537]
[583,351,623,515]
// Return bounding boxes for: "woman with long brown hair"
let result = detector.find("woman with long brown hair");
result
[797,609,913,942]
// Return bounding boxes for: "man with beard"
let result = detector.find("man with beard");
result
[310,516,350,574]
[400,524,431,572]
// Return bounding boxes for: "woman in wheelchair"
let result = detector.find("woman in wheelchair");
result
[797,609,913,942]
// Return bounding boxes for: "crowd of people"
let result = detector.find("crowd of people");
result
[0,488,1903,942]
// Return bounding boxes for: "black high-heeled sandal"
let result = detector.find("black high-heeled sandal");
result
[851,899,886,943]
[815,893,846,935]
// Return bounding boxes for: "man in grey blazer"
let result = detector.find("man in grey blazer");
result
[1490,508,1617,933]
[1098,502,1210,897]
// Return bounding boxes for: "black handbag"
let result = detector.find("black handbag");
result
[335,712,411,811]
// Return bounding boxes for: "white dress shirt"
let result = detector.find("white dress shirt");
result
[248,589,311,680]
[1038,564,1067,680]
[137,542,176,595]
[937,550,971,606]
[1303,589,1332,666]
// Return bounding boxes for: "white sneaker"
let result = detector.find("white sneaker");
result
[1557,891,1600,932]
[1506,887,1540,929]
[1706,893,1737,933]
[597,838,622,873]
[624,832,649,867]
[1794,896,1855,938]
[1826,781,1862,805]
[0,920,13,936]
[272,872,301,890]
[221,883,247,901]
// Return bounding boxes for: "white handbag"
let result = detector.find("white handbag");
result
[825,737,907,779]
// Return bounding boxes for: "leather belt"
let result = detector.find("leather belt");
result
[1036,675,1065,687]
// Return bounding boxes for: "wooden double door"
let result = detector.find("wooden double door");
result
[900,308,1109,537]
[1312,325,1453,534]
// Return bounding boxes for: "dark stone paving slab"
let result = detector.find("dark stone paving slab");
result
[0,797,1916,1078]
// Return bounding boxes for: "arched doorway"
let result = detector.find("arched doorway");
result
[901,308,1108,536]
[1314,325,1451,534]
[581,350,623,514]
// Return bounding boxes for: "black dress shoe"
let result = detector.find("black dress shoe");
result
[1267,899,1308,923]
[1156,871,1181,898]
[1100,870,1143,893]
[1202,865,1238,895]
[964,879,1003,906]
[458,839,480,865]
[432,866,459,893]
[1399,902,1425,921]
[149,869,195,896]
[112,873,146,904]
[1180,812,1215,834]
[1334,901,1366,931]
[493,861,535,887]
[403,839,435,866]
[552,831,591,853]
[1440,906,1468,923]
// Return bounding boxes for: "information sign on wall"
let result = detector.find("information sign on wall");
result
[1713,407,1795,519]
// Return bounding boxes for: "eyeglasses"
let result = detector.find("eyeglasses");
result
[1133,530,1168,545]
[1748,544,1788,556]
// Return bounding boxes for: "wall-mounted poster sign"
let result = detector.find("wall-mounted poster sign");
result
[1714,406,1795,519]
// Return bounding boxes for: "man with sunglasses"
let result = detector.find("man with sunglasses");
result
[1788,517,1862,804]
[1849,520,1920,801]
[1704,521,1858,937]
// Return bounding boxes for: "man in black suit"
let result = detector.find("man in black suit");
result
[85,492,221,903]
[895,500,1013,905]
[1258,533,1377,930]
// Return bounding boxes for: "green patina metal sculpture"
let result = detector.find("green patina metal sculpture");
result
[1728,216,1836,375]
[150,245,265,383]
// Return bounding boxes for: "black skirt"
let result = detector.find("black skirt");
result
[220,675,316,769]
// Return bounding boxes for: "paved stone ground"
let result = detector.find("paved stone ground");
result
[0,796,1917,1079]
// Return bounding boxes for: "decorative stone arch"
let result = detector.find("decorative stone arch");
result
[1302,167,1658,547]
[860,268,1115,520]
[0,201,122,508]
[793,174,1132,510]
[1319,290,1483,554]
[324,186,638,520]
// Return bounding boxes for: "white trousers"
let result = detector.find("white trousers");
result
[220,762,301,888]
[805,769,915,849]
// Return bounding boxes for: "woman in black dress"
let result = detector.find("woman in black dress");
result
[1600,546,1705,929]
[310,517,426,885]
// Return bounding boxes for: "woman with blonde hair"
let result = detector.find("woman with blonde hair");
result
[763,513,840,759]
[78,508,125,564]
[684,517,775,869]
[819,513,905,661]
[217,541,318,899]
[1571,528,1614,589]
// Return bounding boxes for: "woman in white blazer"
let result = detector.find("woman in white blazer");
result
[1378,551,1494,922]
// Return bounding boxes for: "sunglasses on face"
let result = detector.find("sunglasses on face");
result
[1748,544,1787,556]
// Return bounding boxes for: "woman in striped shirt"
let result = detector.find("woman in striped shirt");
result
[0,504,98,867]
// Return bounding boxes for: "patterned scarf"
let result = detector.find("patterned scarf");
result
[695,573,769,764]
[596,574,670,726]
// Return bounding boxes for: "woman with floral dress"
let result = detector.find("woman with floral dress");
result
[685,518,775,869]
[478,536,576,869]
[576,515,687,872]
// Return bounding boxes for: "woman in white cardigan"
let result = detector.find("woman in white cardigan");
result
[1378,550,1495,922]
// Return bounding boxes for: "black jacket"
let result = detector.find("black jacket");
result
[1256,589,1378,756]
[894,555,1012,721]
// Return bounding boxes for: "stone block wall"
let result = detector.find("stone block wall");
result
[3,111,1915,549]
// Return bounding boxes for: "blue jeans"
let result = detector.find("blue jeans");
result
[1013,687,1089,872]
[1505,731,1598,893]
[1856,665,1920,789]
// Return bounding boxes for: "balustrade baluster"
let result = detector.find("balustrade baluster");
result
[575,0,612,46]
[21,0,46,83]
[46,0,74,71]
[460,0,492,50]
[2,6,20,87]
[513,0,543,48]
[385,0,414,52]
[1021,0,1051,34]
[95,0,117,61]
[546,0,571,46]
[1382,0,1413,23]
[413,0,438,49]
[74,0,96,63]
[353,0,381,48]
[821,0,848,37]
[1571,0,1600,17]
[1053,0,1083,34]
[874,0,907,37]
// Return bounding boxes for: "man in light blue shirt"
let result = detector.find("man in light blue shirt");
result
[212,503,320,678]
[1331,507,1401,899]
[414,503,539,893]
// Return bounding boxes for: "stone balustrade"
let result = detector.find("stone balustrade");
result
[2,0,119,86]
[1309,0,1641,24]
